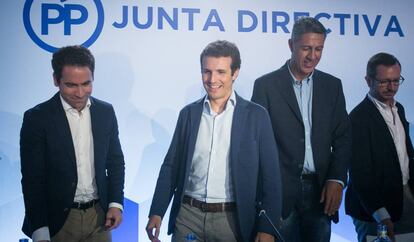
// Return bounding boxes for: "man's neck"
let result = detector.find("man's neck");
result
[209,96,231,114]
[289,61,308,81]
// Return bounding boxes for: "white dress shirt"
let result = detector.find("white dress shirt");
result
[61,96,99,202]
[368,93,410,222]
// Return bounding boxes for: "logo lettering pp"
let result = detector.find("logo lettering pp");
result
[23,0,104,53]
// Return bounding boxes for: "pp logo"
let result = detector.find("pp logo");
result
[23,0,104,53]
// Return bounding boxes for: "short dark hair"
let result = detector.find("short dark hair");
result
[291,17,327,41]
[200,40,241,75]
[366,52,401,79]
[52,45,95,81]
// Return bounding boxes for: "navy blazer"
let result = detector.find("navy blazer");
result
[345,97,414,222]
[20,93,125,237]
[149,94,282,242]
[252,62,351,221]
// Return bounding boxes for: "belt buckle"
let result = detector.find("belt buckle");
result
[201,203,207,212]
[75,202,81,209]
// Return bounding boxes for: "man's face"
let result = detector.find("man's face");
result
[201,56,239,103]
[367,64,401,105]
[54,65,93,111]
[289,33,325,80]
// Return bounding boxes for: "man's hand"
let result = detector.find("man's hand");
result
[254,232,275,242]
[105,207,123,231]
[146,215,162,242]
[381,218,395,242]
[320,181,343,216]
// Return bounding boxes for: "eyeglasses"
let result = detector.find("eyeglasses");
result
[374,76,405,87]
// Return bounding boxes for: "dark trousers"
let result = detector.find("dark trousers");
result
[279,177,331,242]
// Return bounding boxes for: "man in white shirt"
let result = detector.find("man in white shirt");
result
[20,45,125,242]
[145,40,282,242]
[345,52,414,242]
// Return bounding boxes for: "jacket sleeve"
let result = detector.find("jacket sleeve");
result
[251,78,269,110]
[349,114,384,215]
[20,109,49,234]
[326,80,352,185]
[106,106,125,206]
[256,108,282,235]
[149,109,187,218]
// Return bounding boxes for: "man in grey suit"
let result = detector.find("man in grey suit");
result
[146,40,282,242]
[252,17,351,242]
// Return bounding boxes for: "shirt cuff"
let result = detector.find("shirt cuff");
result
[373,207,391,223]
[326,179,344,187]
[32,226,50,242]
[109,202,123,212]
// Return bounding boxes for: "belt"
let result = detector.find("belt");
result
[72,199,99,210]
[183,195,236,213]
[301,173,318,180]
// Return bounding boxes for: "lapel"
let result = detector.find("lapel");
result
[312,70,324,134]
[276,63,303,122]
[230,94,248,171]
[364,97,398,154]
[185,98,204,173]
[89,97,100,165]
[50,93,77,170]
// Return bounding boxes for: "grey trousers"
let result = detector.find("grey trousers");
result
[51,202,111,242]
[172,203,241,242]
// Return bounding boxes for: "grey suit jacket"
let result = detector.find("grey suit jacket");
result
[252,62,351,221]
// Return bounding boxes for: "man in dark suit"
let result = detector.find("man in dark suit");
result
[20,46,125,242]
[145,40,282,242]
[251,17,351,242]
[345,53,414,242]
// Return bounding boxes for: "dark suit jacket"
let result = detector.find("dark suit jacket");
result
[149,94,282,242]
[20,93,125,237]
[251,62,351,221]
[345,96,414,222]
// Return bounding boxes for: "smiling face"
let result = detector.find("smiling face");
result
[367,63,401,106]
[288,32,325,80]
[54,65,93,111]
[201,56,239,107]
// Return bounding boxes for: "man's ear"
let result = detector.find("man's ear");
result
[288,39,293,52]
[232,68,240,82]
[365,76,372,88]
[53,74,59,87]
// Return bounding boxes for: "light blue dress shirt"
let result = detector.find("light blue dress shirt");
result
[288,64,315,174]
[184,91,236,203]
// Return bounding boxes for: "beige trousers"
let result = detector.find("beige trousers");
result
[51,202,111,242]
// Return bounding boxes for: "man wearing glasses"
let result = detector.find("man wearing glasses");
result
[345,52,414,242]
